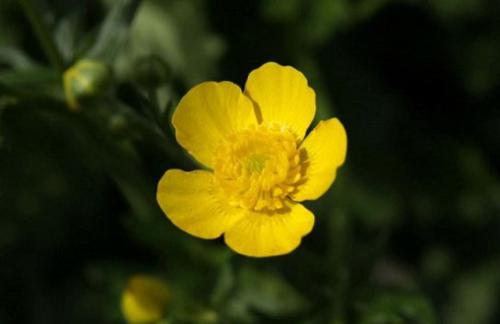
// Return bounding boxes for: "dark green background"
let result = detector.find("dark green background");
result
[1,0,500,323]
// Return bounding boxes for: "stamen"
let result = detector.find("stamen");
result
[214,123,303,211]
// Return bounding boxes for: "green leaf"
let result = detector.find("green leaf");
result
[0,46,35,69]
[86,0,140,63]
[0,66,63,100]
[358,291,437,324]
[445,263,500,324]
[114,0,225,85]
[261,0,302,22]
[229,265,309,319]
[54,11,83,62]
[211,263,235,307]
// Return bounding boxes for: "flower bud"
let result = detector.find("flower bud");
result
[63,60,112,110]
[121,274,170,324]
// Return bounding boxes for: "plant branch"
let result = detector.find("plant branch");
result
[19,0,64,71]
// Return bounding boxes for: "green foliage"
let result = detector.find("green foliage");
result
[220,265,310,322]
[358,291,437,324]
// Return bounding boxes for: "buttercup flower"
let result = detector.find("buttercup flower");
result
[121,274,170,324]
[157,62,347,257]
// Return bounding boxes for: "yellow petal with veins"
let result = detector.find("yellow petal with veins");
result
[292,118,347,201]
[245,62,316,140]
[224,202,314,257]
[173,81,258,168]
[157,169,245,239]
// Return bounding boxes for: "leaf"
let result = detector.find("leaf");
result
[114,0,225,85]
[444,263,500,324]
[0,46,36,69]
[211,263,235,307]
[0,66,63,100]
[54,11,83,62]
[358,291,437,324]
[234,265,309,318]
[86,0,141,63]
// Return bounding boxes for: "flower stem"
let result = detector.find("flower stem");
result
[328,209,350,324]
[19,0,64,71]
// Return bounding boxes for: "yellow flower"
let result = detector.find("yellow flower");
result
[121,275,170,324]
[157,62,347,257]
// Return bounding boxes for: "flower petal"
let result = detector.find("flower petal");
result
[173,81,258,168]
[292,118,347,202]
[157,169,244,239]
[244,62,316,140]
[224,202,314,257]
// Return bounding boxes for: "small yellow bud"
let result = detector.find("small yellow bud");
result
[63,59,111,110]
[121,274,170,324]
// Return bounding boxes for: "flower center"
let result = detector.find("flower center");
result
[214,124,303,211]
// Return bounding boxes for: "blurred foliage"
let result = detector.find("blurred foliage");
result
[1,0,500,323]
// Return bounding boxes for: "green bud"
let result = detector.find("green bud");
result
[63,60,112,110]
[133,55,172,88]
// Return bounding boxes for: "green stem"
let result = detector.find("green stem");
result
[19,0,64,71]
[113,98,195,168]
[148,87,160,119]
[146,87,165,129]
[329,209,350,324]
[81,111,159,218]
